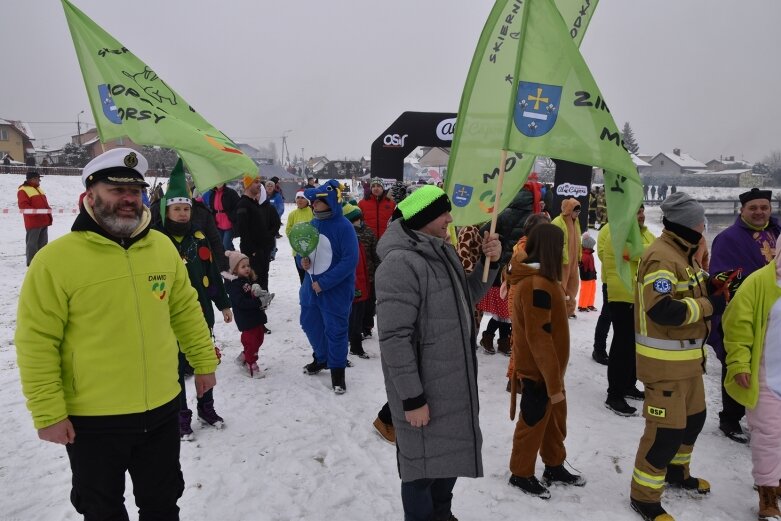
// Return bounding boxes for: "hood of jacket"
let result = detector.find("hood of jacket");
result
[377,218,448,263]
[304,179,343,219]
[560,197,580,217]
[505,248,541,285]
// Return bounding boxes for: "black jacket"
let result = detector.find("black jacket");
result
[223,275,267,331]
[208,185,240,225]
[234,195,281,255]
[149,199,227,271]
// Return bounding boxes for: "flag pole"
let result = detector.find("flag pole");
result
[481,148,508,282]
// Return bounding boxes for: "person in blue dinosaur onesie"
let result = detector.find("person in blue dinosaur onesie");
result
[298,179,359,394]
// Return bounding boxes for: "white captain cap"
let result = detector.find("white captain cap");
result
[81,147,149,188]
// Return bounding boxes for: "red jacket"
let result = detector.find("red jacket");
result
[17,183,53,230]
[358,195,395,239]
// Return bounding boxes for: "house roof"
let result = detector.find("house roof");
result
[650,151,707,169]
[0,118,35,140]
[631,153,651,167]
[691,169,753,175]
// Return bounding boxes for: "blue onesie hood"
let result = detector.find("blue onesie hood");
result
[304,179,343,218]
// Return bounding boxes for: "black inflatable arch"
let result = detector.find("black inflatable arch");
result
[370,111,457,181]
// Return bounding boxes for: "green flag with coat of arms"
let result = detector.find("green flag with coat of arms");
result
[61,0,257,192]
[447,0,643,287]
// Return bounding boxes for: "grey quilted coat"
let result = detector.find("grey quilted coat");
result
[376,219,497,481]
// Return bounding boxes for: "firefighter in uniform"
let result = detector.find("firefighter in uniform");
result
[629,192,727,521]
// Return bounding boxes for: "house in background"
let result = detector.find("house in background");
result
[706,156,753,172]
[647,148,707,176]
[72,128,142,160]
[308,156,329,175]
[0,118,36,165]
[631,153,651,175]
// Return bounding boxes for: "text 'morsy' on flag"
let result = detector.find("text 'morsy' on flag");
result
[61,0,257,192]
[446,0,599,226]
[505,0,643,286]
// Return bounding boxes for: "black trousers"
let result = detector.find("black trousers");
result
[720,362,746,424]
[401,477,457,521]
[177,351,212,410]
[362,283,376,333]
[378,402,393,426]
[349,299,367,351]
[607,301,637,398]
[593,283,612,352]
[66,400,184,521]
[248,246,272,291]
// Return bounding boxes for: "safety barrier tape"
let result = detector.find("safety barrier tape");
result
[1,208,78,214]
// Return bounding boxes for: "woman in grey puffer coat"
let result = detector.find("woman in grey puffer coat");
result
[376,186,499,520]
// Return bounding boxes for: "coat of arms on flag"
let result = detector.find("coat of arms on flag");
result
[514,81,562,137]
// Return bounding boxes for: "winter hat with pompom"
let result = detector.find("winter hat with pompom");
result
[225,250,249,275]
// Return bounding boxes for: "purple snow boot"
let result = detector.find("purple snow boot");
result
[197,400,225,429]
[179,409,195,441]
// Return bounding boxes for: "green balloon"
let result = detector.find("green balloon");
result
[288,222,319,257]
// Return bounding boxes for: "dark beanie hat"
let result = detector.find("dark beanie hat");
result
[739,187,772,206]
[660,192,705,230]
[397,185,451,230]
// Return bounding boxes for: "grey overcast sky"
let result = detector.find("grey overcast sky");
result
[2,1,780,163]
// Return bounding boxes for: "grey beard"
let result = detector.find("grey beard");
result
[93,200,142,238]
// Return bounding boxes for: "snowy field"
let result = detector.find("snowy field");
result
[0,174,763,520]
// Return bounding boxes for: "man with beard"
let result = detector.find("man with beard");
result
[15,148,218,520]
[234,175,281,291]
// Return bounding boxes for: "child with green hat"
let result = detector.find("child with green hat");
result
[155,160,233,440]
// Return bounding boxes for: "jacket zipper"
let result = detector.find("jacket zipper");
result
[125,248,150,424]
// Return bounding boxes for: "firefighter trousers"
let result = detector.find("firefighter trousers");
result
[630,374,706,503]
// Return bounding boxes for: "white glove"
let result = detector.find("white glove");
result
[251,283,263,297]
[258,292,275,310]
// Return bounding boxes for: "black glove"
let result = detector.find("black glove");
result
[708,293,727,316]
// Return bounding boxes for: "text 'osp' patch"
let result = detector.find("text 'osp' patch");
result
[647,405,666,418]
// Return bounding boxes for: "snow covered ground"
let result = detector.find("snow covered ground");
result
[0,175,762,520]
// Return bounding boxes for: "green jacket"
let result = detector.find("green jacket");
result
[722,261,781,409]
[597,223,655,302]
[16,223,216,429]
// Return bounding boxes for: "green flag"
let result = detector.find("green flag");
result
[506,0,643,285]
[447,0,642,286]
[446,0,599,226]
[61,0,257,192]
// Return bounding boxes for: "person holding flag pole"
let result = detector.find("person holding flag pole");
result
[445,0,644,505]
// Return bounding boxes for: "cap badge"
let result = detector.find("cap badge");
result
[124,152,138,168]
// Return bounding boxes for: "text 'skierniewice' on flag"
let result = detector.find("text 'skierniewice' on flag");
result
[445,0,599,227]
[61,0,257,191]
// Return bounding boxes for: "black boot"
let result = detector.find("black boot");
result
[665,464,710,495]
[331,367,346,394]
[480,331,496,355]
[508,475,550,499]
[591,349,609,365]
[542,464,586,486]
[349,342,370,359]
[303,356,327,375]
[605,395,637,417]
[630,499,671,521]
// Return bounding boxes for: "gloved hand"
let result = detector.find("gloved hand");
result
[708,269,744,303]
[709,293,727,316]
[251,283,264,297]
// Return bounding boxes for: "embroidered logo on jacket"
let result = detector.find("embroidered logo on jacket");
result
[652,278,673,294]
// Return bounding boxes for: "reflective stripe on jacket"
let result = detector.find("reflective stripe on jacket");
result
[634,229,713,382]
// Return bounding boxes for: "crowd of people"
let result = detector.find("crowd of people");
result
[13,147,781,521]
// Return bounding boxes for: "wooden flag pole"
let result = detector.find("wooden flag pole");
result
[482,148,508,282]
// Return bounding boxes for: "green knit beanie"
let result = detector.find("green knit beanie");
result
[397,185,451,230]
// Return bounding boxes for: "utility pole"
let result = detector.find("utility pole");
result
[76,110,85,145]
[280,129,292,166]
